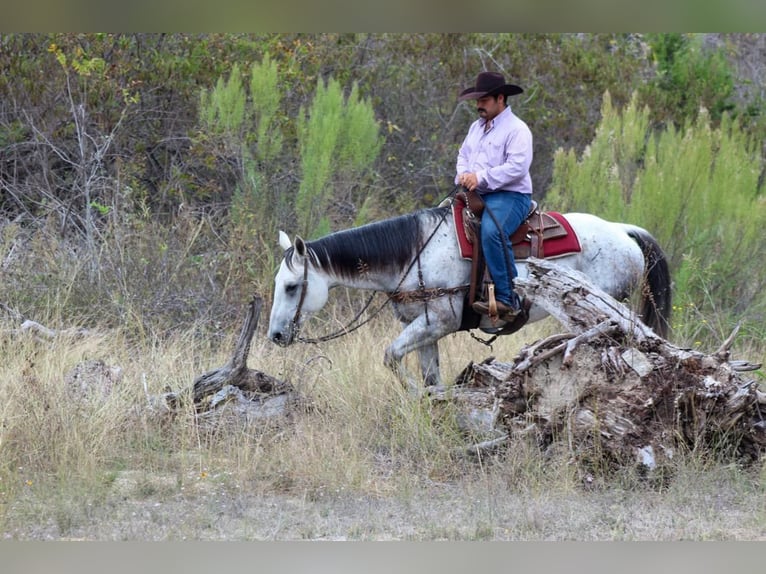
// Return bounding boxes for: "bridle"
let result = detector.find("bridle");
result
[290,256,390,345]
[292,258,310,334]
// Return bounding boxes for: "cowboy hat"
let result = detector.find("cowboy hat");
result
[458,71,523,101]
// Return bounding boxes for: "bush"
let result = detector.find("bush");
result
[641,33,736,126]
[548,92,765,347]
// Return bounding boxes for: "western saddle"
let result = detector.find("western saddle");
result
[456,188,569,315]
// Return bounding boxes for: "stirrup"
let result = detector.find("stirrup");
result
[487,284,498,319]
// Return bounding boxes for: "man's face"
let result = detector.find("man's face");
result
[476,95,502,121]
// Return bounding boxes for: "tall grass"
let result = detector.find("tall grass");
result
[2,305,765,539]
[0,308,460,533]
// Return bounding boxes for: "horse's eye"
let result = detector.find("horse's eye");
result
[285,283,299,296]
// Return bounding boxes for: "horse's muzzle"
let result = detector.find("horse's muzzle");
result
[269,326,296,347]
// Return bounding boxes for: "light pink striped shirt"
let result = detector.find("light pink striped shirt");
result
[455,106,533,195]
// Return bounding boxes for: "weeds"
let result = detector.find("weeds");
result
[1,316,765,539]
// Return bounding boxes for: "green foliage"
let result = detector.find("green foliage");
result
[248,53,283,163]
[641,33,736,125]
[547,92,642,217]
[198,55,286,166]
[671,254,725,346]
[296,77,382,238]
[549,92,765,347]
[199,63,247,141]
[197,56,290,291]
[198,53,287,166]
[296,77,343,237]
[337,84,382,174]
[634,111,764,324]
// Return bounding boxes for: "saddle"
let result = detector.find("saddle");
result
[456,189,569,261]
[454,189,578,334]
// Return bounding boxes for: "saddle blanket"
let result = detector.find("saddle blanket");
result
[452,203,582,261]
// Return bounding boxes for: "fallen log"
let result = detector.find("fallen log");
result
[436,258,765,469]
[1,301,93,340]
[190,296,292,418]
[151,296,293,423]
[191,296,291,406]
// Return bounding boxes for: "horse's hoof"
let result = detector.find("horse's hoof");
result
[426,384,448,396]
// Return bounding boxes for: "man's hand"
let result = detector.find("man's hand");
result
[458,172,479,191]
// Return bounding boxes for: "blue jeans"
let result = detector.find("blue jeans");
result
[480,191,532,307]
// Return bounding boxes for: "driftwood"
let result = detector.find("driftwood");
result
[191,296,290,404]
[435,258,766,472]
[1,301,93,340]
[182,295,294,424]
[147,296,293,421]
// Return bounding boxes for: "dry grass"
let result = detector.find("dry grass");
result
[1,311,765,540]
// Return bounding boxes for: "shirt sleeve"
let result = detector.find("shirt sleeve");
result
[455,123,477,185]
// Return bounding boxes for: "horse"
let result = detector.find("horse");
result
[267,204,672,390]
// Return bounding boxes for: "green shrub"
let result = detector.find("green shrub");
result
[641,33,736,125]
[296,77,382,238]
[548,92,765,347]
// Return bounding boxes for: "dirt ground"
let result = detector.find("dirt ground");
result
[4,462,766,541]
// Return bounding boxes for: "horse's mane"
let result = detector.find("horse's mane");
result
[284,207,448,281]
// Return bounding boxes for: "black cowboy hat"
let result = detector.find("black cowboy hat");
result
[458,71,523,101]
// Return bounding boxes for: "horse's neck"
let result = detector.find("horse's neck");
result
[325,268,400,292]
[309,212,441,293]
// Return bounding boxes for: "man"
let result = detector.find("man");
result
[455,71,533,322]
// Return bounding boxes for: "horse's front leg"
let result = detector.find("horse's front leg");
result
[383,347,422,395]
[417,342,440,388]
[384,299,461,392]
[386,339,441,390]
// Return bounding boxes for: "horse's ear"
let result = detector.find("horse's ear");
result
[294,235,307,258]
[278,230,292,251]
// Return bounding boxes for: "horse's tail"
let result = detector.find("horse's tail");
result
[625,227,672,338]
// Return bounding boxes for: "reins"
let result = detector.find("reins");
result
[294,187,465,344]
[295,285,383,344]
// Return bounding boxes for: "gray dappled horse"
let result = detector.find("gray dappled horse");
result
[268,206,671,390]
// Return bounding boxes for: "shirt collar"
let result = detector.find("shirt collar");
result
[482,106,511,132]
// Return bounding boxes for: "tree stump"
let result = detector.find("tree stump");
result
[191,296,291,404]
[157,296,294,424]
[434,258,766,471]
